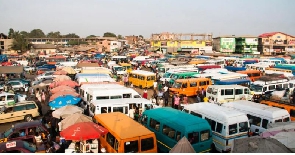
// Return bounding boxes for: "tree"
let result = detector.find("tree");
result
[103,32,116,38]
[10,31,29,52]
[8,28,14,39]
[86,35,96,38]
[20,31,29,38]
[29,29,46,38]
[47,31,62,38]
[139,35,144,39]
[63,33,80,38]
[117,34,123,39]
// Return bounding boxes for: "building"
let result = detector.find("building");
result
[31,44,57,55]
[0,33,13,53]
[235,36,259,54]
[150,32,213,54]
[258,32,295,55]
[110,41,122,52]
[213,36,236,53]
[125,36,139,45]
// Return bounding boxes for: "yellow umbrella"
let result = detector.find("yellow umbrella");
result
[62,66,76,74]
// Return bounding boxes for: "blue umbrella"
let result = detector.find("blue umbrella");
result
[49,95,81,109]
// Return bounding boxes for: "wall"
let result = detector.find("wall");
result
[220,38,235,52]
[0,39,13,51]
[245,38,258,45]
[110,41,122,52]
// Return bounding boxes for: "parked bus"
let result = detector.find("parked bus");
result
[274,65,295,75]
[264,70,294,80]
[169,72,199,85]
[160,68,199,82]
[140,107,212,153]
[214,79,251,86]
[222,100,290,134]
[183,103,249,153]
[246,64,273,71]
[260,100,295,121]
[237,70,262,82]
[197,65,221,72]
[119,63,132,73]
[93,112,157,153]
[76,76,115,85]
[266,67,292,73]
[128,70,156,89]
[45,56,67,65]
[206,85,252,104]
[210,73,248,84]
[111,56,128,63]
[169,78,212,97]
[89,98,154,117]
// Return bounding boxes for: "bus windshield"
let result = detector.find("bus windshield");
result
[163,73,172,78]
[172,82,182,88]
[250,84,263,92]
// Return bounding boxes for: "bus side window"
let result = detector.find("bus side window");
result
[221,89,224,95]
[190,82,197,87]
[216,122,223,134]
[106,132,119,152]
[290,110,295,118]
[150,118,160,131]
[263,87,267,92]
[262,119,269,129]
[182,83,187,88]
[141,115,148,125]
[175,131,182,141]
[244,88,250,94]
[289,83,294,88]
[188,132,199,144]
[151,76,155,80]
[210,120,216,132]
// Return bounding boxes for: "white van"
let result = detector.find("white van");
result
[206,85,252,104]
[79,83,125,101]
[87,87,141,104]
[76,76,115,85]
[183,103,249,153]
[89,98,154,117]
[0,93,18,106]
[222,100,290,134]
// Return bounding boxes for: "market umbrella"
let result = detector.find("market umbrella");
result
[60,122,108,141]
[57,80,79,88]
[62,66,76,74]
[49,91,80,101]
[52,105,84,119]
[54,75,71,82]
[61,113,92,131]
[53,70,68,75]
[50,85,76,94]
[49,95,81,109]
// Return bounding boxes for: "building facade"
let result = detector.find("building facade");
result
[213,37,235,53]
[150,32,213,54]
[31,44,57,55]
[0,33,13,53]
[235,36,259,54]
[110,41,122,52]
[258,32,295,55]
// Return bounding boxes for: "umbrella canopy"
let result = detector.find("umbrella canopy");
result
[169,137,196,153]
[61,113,92,130]
[50,91,79,101]
[60,122,108,141]
[49,95,81,109]
[62,66,76,74]
[49,80,78,88]
[52,105,84,119]
[54,75,71,82]
[232,137,292,153]
[270,132,295,152]
[50,85,76,94]
[53,70,68,75]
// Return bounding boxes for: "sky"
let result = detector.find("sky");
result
[0,0,294,38]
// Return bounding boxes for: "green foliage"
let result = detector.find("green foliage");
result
[29,29,46,38]
[139,35,144,39]
[103,32,116,37]
[86,35,96,38]
[63,33,80,38]
[118,34,123,39]
[67,40,88,45]
[47,31,62,38]
[8,28,14,39]
[10,31,29,52]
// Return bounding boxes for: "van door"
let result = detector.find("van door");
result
[12,104,27,121]
[0,94,6,106]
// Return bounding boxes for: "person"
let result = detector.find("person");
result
[158,82,162,91]
[58,121,62,132]
[36,88,42,103]
[35,97,43,116]
[203,96,209,102]
[129,105,135,119]
[163,85,168,92]
[183,95,188,105]
[142,89,148,99]
[19,130,25,137]
[153,81,158,90]
[41,90,46,104]
[163,91,169,107]
[174,94,180,110]
[152,89,158,105]
[34,132,43,144]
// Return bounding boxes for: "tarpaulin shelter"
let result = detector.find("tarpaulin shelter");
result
[0,66,23,74]
[169,137,196,153]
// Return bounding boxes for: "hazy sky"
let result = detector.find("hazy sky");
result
[0,0,294,38]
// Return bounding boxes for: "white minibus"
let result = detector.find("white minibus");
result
[222,100,290,134]
[183,103,249,153]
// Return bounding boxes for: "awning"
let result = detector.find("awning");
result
[0,66,24,74]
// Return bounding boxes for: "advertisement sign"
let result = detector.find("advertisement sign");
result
[6,141,16,148]
[245,38,258,45]
[289,41,295,45]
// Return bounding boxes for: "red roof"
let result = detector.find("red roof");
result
[259,32,295,38]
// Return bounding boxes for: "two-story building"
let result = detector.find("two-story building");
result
[235,36,259,54]
[258,32,295,55]
[31,44,57,55]
[213,36,236,53]
[0,33,13,53]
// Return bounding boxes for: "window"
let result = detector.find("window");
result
[182,83,187,88]
[134,95,141,98]
[268,85,275,90]
[140,115,148,125]
[7,95,14,100]
[239,122,248,132]
[244,88,250,94]
[191,111,202,118]
[132,74,137,78]
[261,119,269,129]
[101,107,108,113]
[96,96,109,100]
[253,73,260,77]
[275,119,282,123]
[290,110,295,117]
[235,89,243,95]
[200,130,209,141]
[110,95,122,99]
[263,87,267,92]
[207,88,212,94]
[247,114,261,127]
[26,104,37,110]
[149,118,160,131]
[162,125,176,139]
[289,83,294,88]
[211,120,216,131]
[175,131,182,141]
[147,76,151,81]
[221,89,224,95]
[225,89,233,95]
[283,117,290,122]
[113,107,124,113]
[283,83,289,88]
[123,94,131,98]
[190,82,197,87]
[13,105,26,112]
[199,81,207,86]
[141,137,154,151]
[188,132,199,144]
[216,122,223,133]
[229,124,238,135]
[106,133,119,151]
[151,76,155,80]
[124,140,138,153]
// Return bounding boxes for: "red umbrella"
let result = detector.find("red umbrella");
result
[50,91,79,101]
[60,122,108,141]
[50,85,76,94]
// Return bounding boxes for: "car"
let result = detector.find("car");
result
[34,61,47,67]
[23,66,36,72]
[37,64,56,71]
[6,81,27,92]
[36,68,51,75]
[31,77,54,86]
[0,140,45,153]
[9,79,31,86]
[35,71,55,81]
[0,121,49,144]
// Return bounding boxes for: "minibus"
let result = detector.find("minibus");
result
[93,112,157,153]
[206,85,252,103]
[169,78,212,96]
[128,70,156,89]
[140,107,212,153]
[237,70,262,82]
[222,100,290,134]
[183,103,249,153]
